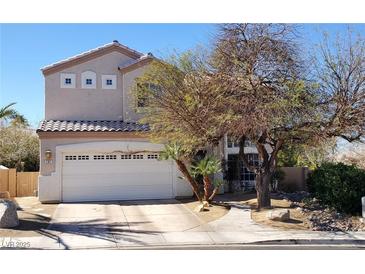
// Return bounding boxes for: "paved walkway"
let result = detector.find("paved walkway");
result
[1,202,365,249]
[202,203,365,244]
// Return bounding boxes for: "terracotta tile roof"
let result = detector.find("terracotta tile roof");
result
[37,120,150,133]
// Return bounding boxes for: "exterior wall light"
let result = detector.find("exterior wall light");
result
[45,150,53,161]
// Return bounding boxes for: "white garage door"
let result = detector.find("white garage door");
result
[61,152,173,202]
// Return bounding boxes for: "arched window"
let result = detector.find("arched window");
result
[81,70,96,89]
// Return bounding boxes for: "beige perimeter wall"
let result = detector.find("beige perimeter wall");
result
[279,167,309,191]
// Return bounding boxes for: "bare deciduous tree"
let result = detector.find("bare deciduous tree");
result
[133,52,229,203]
[213,24,365,208]
[134,24,365,209]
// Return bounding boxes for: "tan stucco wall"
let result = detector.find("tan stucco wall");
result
[40,136,149,176]
[122,65,148,122]
[279,167,309,191]
[45,51,137,121]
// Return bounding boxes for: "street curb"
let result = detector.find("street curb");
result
[2,237,365,250]
[251,238,365,246]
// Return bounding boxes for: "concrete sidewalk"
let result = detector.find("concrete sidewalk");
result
[1,203,365,249]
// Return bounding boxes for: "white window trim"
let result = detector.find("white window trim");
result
[101,74,117,90]
[60,73,76,89]
[81,70,96,89]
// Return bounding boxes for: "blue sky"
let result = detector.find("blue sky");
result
[0,23,364,128]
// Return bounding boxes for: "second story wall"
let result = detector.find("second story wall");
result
[45,51,135,121]
[122,65,148,122]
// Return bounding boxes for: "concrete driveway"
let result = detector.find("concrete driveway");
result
[3,198,365,249]
[45,199,206,248]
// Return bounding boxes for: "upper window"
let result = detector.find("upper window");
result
[60,73,76,88]
[136,82,162,108]
[227,136,256,148]
[227,136,239,148]
[101,74,117,90]
[81,71,96,89]
[244,140,256,148]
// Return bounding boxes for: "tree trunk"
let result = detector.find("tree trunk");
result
[175,159,202,202]
[203,175,212,201]
[255,173,271,209]
[208,186,220,202]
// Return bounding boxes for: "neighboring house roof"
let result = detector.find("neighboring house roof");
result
[37,120,150,132]
[0,165,9,170]
[41,40,144,76]
[118,53,155,73]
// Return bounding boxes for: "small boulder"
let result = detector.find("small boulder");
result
[289,202,300,208]
[267,209,290,221]
[0,199,19,228]
[202,201,210,208]
[194,204,205,212]
[0,191,10,199]
[194,201,209,213]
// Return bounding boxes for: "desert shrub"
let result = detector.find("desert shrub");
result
[307,162,365,214]
[0,125,39,171]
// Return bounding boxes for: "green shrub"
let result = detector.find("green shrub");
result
[307,162,365,214]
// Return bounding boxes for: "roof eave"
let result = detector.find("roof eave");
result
[41,43,144,76]
[37,131,149,139]
[118,56,155,74]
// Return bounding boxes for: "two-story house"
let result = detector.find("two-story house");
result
[36,41,194,203]
[37,40,259,203]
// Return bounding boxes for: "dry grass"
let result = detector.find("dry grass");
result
[178,199,230,223]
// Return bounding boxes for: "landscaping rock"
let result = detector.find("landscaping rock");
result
[307,207,365,232]
[0,199,19,228]
[194,203,207,212]
[289,202,300,208]
[194,204,205,212]
[0,191,10,199]
[267,209,290,221]
[278,191,310,202]
[202,201,210,208]
[194,201,210,212]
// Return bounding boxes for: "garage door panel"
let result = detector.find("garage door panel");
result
[63,188,171,202]
[63,165,171,180]
[62,174,172,186]
[63,163,168,175]
[63,186,172,198]
[63,160,167,169]
[62,152,174,202]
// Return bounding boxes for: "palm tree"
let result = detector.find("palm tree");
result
[0,102,29,127]
[191,155,222,202]
[159,143,202,202]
